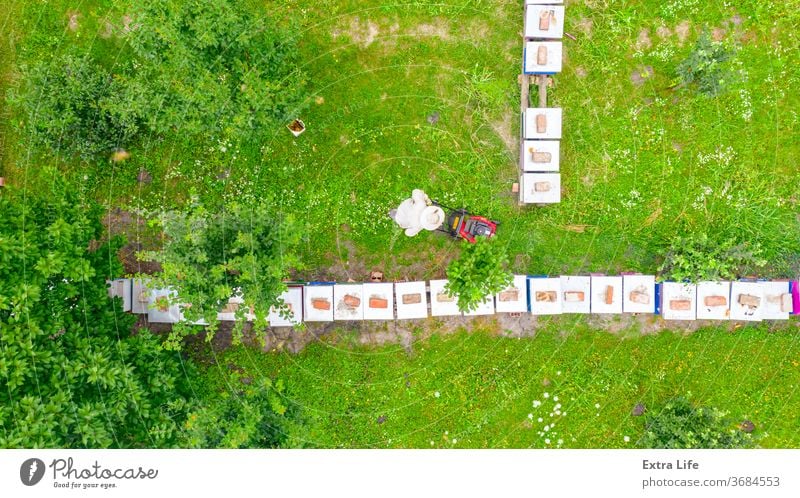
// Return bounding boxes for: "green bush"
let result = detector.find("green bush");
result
[0,171,191,448]
[676,32,735,96]
[183,377,304,448]
[125,0,307,140]
[10,55,138,160]
[445,238,513,313]
[141,201,304,349]
[658,233,766,282]
[639,397,753,449]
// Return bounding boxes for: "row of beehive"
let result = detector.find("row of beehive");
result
[520,0,566,204]
[108,276,798,325]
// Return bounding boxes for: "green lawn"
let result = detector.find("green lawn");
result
[198,322,800,448]
[4,0,798,276]
[1,0,799,448]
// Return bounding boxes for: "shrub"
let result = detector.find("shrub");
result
[639,397,752,449]
[445,238,513,313]
[141,201,304,349]
[658,233,766,282]
[125,0,307,140]
[676,32,735,96]
[10,55,138,160]
[183,377,304,448]
[0,171,191,448]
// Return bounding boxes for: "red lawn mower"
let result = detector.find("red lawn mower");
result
[435,204,499,243]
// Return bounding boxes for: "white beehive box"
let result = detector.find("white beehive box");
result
[107,278,132,312]
[622,275,656,314]
[524,41,563,74]
[395,281,429,319]
[268,286,303,327]
[429,279,461,317]
[464,296,495,316]
[560,276,591,314]
[363,282,395,320]
[147,287,183,324]
[529,277,562,315]
[525,0,563,4]
[523,108,562,140]
[696,281,731,320]
[522,140,560,172]
[761,281,792,320]
[334,284,364,321]
[131,279,151,315]
[495,275,529,313]
[218,294,245,321]
[661,282,697,321]
[304,284,334,322]
[525,5,565,39]
[590,276,623,314]
[730,281,764,321]
[521,173,561,204]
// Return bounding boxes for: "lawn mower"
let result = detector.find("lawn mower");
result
[389,189,498,243]
[434,204,499,244]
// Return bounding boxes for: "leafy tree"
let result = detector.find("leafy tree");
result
[125,0,307,140]
[445,238,513,313]
[183,377,303,448]
[141,201,303,349]
[0,171,191,448]
[676,32,735,96]
[658,233,766,282]
[9,55,139,160]
[638,397,752,449]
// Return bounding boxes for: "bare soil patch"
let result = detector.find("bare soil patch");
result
[67,12,79,32]
[675,20,691,44]
[630,65,654,86]
[636,29,652,50]
[490,110,517,156]
[575,18,593,38]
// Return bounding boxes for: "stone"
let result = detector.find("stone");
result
[604,285,614,305]
[539,10,551,30]
[535,291,557,302]
[343,294,361,308]
[536,113,547,133]
[499,289,520,302]
[369,296,388,309]
[427,111,440,125]
[402,293,422,305]
[534,181,551,192]
[531,150,552,163]
[739,420,755,433]
[436,292,455,303]
[629,290,650,305]
[669,299,692,311]
[311,298,330,310]
[738,294,761,307]
[632,403,646,416]
[564,291,584,302]
[537,45,548,65]
[704,295,727,307]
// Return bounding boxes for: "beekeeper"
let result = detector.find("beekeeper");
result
[389,189,445,237]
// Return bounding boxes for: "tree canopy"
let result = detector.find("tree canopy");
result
[639,397,753,449]
[0,172,191,447]
[445,238,513,313]
[142,201,303,349]
[125,0,307,140]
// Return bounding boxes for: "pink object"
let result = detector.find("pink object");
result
[791,281,800,315]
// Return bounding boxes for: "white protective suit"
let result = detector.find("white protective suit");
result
[391,189,445,237]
